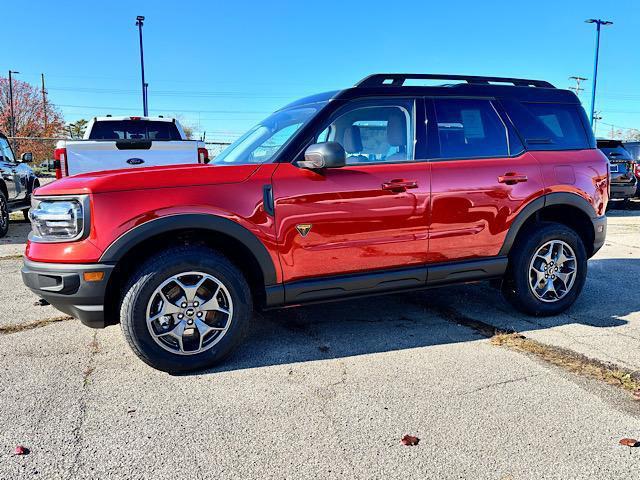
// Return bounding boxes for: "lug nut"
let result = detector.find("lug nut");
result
[194,301,199,307]
[197,312,203,318]
[177,313,184,319]
[187,319,194,325]
[181,302,187,308]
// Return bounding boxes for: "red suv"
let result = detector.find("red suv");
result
[22,74,608,372]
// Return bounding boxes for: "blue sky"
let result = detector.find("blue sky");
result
[2,0,638,141]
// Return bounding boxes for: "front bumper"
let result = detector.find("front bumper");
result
[591,215,607,256]
[21,259,114,328]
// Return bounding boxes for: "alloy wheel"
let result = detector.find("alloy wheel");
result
[145,271,233,355]
[528,240,577,303]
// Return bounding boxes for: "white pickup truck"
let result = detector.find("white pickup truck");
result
[54,116,209,178]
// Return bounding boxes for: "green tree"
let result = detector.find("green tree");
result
[67,119,89,139]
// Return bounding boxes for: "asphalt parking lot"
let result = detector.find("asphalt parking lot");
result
[1,203,639,479]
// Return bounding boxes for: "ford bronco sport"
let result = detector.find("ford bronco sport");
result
[22,74,608,372]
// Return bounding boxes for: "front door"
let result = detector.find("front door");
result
[0,137,19,200]
[272,98,431,283]
[426,97,544,262]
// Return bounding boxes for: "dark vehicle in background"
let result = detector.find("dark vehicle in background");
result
[598,139,637,203]
[623,141,640,196]
[0,132,39,237]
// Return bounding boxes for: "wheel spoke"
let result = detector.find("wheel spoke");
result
[538,279,557,298]
[175,276,207,303]
[555,271,573,289]
[531,266,546,287]
[159,291,182,315]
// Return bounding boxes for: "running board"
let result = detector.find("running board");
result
[265,257,508,307]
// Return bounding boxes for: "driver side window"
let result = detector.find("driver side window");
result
[315,99,415,165]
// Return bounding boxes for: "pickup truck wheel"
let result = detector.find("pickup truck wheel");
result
[120,246,252,373]
[502,222,587,316]
[0,192,9,238]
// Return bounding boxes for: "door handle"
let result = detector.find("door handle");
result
[497,173,528,185]
[382,179,418,191]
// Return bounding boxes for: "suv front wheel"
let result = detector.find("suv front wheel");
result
[502,222,587,316]
[120,246,252,372]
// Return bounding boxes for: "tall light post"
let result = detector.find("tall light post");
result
[135,15,148,116]
[8,70,20,141]
[585,19,613,127]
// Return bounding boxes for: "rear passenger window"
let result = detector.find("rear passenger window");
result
[504,102,591,150]
[433,99,509,159]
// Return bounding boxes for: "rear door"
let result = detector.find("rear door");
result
[272,97,431,283]
[426,97,544,262]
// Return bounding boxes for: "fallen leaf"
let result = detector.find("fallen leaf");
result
[13,445,29,455]
[619,438,639,447]
[127,408,136,414]
[33,299,50,307]
[401,435,420,446]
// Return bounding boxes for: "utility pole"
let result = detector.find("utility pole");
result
[568,76,587,98]
[135,15,148,116]
[585,19,613,126]
[593,111,602,137]
[41,73,48,130]
[8,70,20,148]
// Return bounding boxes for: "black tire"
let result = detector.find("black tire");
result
[22,209,30,222]
[0,191,9,238]
[120,246,253,373]
[502,222,587,316]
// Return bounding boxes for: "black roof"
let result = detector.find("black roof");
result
[283,73,579,110]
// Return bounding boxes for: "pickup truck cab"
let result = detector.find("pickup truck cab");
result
[22,74,608,372]
[54,116,209,178]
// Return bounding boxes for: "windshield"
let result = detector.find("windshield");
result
[214,104,324,165]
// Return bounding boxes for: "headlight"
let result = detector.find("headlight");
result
[29,196,89,243]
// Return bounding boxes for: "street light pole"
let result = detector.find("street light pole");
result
[585,19,613,127]
[8,70,20,147]
[135,15,148,116]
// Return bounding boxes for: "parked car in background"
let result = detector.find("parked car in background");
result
[0,132,39,237]
[54,116,209,179]
[623,141,640,196]
[597,139,637,203]
[23,73,608,372]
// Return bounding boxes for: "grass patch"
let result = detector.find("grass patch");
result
[491,332,640,394]
[0,315,73,335]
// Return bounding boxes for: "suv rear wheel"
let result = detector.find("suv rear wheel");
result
[502,222,587,316]
[120,246,252,372]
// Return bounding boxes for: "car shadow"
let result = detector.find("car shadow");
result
[186,257,637,376]
[0,221,31,249]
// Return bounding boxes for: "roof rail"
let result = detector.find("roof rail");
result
[356,74,555,88]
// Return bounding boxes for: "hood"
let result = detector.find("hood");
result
[34,163,261,196]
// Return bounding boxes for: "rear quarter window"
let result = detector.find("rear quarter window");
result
[503,101,594,150]
[89,121,182,140]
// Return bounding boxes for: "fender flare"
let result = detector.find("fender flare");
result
[498,192,597,256]
[99,214,278,285]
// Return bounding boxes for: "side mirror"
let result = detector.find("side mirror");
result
[298,142,346,170]
[20,152,33,163]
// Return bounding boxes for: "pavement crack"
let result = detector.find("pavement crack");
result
[0,315,74,335]
[65,330,100,480]
[461,374,542,395]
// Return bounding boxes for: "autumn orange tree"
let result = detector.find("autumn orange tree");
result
[0,76,65,161]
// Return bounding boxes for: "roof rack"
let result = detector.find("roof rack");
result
[356,74,554,89]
